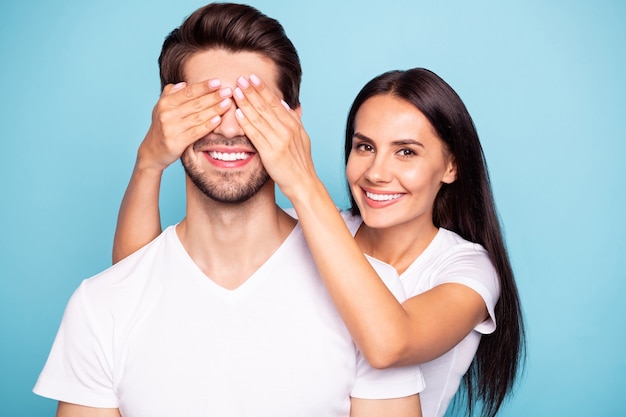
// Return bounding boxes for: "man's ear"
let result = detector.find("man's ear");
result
[442,157,457,184]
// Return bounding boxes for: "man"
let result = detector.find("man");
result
[33,3,423,416]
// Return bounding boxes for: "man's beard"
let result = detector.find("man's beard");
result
[181,135,271,204]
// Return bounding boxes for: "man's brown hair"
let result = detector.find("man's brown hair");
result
[158,2,302,108]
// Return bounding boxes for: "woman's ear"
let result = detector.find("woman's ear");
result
[442,157,457,184]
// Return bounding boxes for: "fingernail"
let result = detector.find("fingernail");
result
[234,87,244,100]
[209,79,220,88]
[237,76,249,89]
[172,82,186,91]
[219,87,232,98]
[235,108,244,119]
[281,100,290,110]
[250,74,260,86]
[210,115,221,124]
[219,98,231,108]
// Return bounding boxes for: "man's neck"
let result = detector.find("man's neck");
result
[176,181,297,290]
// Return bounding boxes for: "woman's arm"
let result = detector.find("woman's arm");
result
[112,159,164,263]
[233,76,488,367]
[57,402,121,417]
[351,396,421,417]
[112,80,234,263]
[277,171,487,367]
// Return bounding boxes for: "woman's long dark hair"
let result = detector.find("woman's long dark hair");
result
[344,68,526,417]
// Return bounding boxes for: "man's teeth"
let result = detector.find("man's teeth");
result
[366,191,403,201]
[208,151,250,161]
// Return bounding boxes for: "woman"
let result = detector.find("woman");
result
[114,68,525,417]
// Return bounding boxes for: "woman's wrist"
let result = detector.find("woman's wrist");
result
[287,176,333,214]
[134,156,166,177]
[134,140,170,175]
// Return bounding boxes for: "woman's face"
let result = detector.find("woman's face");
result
[346,94,457,231]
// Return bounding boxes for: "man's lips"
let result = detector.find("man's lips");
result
[201,147,255,168]
[206,150,253,162]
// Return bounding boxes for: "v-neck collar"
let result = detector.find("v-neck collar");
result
[166,223,302,297]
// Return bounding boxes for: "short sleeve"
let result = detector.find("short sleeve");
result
[352,350,425,399]
[33,281,119,408]
[433,244,500,334]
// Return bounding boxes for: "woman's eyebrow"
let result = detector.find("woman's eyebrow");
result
[353,132,373,142]
[391,139,424,148]
[354,132,424,148]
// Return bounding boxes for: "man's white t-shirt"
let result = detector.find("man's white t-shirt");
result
[34,223,424,416]
[343,212,500,417]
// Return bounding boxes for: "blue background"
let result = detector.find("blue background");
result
[1,0,624,415]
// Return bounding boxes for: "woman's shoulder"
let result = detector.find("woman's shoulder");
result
[425,228,499,295]
[414,228,497,289]
[435,228,490,259]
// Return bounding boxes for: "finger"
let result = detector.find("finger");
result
[243,75,284,114]
[182,95,232,132]
[232,84,273,146]
[249,74,293,111]
[157,86,232,133]
[233,78,294,148]
[235,102,315,193]
[169,96,233,145]
[236,75,293,125]
[168,81,187,93]
[234,84,310,167]
[248,74,300,125]
[181,86,233,117]
[243,75,304,140]
[234,82,312,166]
[163,78,224,105]
[234,107,270,156]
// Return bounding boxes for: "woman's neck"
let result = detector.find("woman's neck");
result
[355,220,439,275]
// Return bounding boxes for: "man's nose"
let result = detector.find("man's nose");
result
[213,105,246,138]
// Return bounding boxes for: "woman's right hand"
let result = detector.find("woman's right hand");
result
[136,79,234,172]
[113,79,233,263]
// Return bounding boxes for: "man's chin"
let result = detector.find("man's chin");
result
[185,170,271,205]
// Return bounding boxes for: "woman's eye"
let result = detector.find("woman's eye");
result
[398,148,415,157]
[355,143,374,152]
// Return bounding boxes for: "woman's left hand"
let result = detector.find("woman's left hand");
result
[232,74,319,200]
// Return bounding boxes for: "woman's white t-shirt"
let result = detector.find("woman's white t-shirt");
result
[342,211,500,417]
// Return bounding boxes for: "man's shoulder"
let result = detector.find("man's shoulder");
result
[81,226,177,303]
